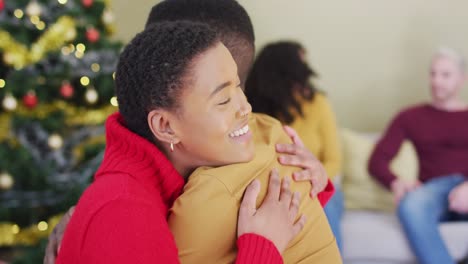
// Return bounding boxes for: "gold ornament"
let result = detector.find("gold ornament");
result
[85,87,98,104]
[48,134,63,149]
[2,94,17,111]
[0,172,14,190]
[26,1,42,17]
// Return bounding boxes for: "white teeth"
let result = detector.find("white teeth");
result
[229,125,249,138]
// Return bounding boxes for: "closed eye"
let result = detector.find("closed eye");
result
[218,98,231,105]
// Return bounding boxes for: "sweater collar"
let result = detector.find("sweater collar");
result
[95,113,184,209]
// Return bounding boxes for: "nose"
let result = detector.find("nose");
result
[236,91,252,119]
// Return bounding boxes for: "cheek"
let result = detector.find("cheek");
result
[181,111,233,146]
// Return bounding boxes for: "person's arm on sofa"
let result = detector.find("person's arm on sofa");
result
[368,111,419,204]
[368,112,407,188]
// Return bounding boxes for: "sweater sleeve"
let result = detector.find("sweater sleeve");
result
[236,234,283,264]
[368,111,408,189]
[317,179,335,207]
[80,197,180,264]
[318,96,342,181]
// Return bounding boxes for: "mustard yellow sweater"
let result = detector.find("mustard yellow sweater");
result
[168,114,341,264]
[289,93,341,180]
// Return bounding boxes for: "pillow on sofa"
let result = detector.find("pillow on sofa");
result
[341,128,418,211]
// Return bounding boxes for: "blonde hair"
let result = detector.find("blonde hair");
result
[433,47,466,72]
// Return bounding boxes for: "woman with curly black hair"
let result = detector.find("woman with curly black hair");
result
[246,41,344,251]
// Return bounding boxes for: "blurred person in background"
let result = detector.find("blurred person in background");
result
[369,47,468,264]
[245,41,344,251]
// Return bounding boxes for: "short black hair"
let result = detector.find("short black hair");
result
[146,0,254,44]
[146,0,256,85]
[115,21,219,141]
[245,41,318,124]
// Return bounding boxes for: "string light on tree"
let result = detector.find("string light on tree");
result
[30,15,40,25]
[86,27,100,43]
[36,21,46,30]
[60,82,74,98]
[110,96,118,107]
[85,87,98,104]
[80,76,90,86]
[58,0,68,5]
[48,134,63,149]
[22,91,38,109]
[26,1,42,17]
[75,51,84,59]
[0,172,14,190]
[37,221,48,231]
[0,79,5,88]
[2,94,17,111]
[91,63,100,72]
[76,43,86,52]
[14,9,24,19]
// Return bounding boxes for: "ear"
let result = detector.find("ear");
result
[147,109,180,145]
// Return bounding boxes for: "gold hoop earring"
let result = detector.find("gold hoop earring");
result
[170,142,174,152]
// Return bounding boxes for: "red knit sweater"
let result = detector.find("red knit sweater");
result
[369,104,468,189]
[56,113,282,264]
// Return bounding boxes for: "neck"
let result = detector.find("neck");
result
[431,97,468,111]
[163,149,195,179]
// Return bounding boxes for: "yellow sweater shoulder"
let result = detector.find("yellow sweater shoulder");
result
[169,113,341,264]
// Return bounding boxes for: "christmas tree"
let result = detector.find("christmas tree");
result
[0,0,122,261]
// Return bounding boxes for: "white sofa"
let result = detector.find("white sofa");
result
[341,210,468,264]
[339,129,468,263]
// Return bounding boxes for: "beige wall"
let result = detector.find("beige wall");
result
[112,0,468,131]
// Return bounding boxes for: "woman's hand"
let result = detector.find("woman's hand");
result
[238,169,306,253]
[43,206,75,264]
[275,126,329,198]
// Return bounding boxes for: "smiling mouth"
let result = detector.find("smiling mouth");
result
[229,124,249,138]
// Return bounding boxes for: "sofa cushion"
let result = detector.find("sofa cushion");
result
[341,210,468,263]
[341,129,418,211]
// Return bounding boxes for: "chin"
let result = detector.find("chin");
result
[230,148,255,164]
[242,149,255,162]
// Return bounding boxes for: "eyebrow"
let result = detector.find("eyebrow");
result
[209,81,232,98]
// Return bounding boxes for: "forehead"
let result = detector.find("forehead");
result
[178,42,238,100]
[432,56,461,71]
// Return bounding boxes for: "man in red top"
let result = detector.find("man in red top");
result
[369,47,468,264]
